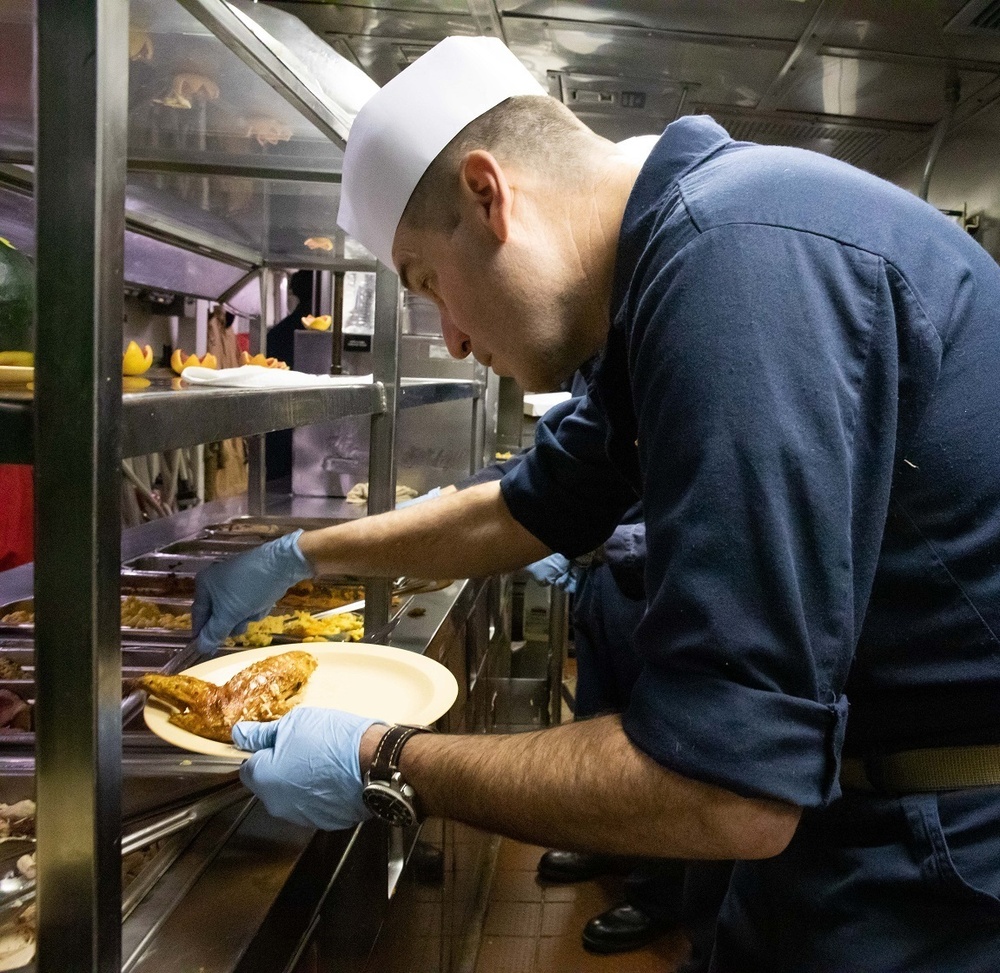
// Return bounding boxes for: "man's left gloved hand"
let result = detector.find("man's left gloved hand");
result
[525,553,582,594]
[396,487,442,509]
[233,707,385,831]
[191,529,314,655]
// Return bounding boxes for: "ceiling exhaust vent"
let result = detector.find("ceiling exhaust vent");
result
[700,108,932,176]
[945,0,1000,35]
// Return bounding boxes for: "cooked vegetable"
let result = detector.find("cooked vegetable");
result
[170,349,218,374]
[122,340,153,376]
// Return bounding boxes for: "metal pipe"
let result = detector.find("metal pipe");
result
[672,85,689,121]
[247,270,277,516]
[364,265,401,633]
[331,271,345,374]
[547,589,569,726]
[920,75,961,202]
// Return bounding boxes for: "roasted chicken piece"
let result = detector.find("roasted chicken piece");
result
[243,115,293,147]
[137,650,317,743]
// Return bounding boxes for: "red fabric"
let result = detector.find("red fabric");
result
[235,332,250,354]
[0,465,33,570]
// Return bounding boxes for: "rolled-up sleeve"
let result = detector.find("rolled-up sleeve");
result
[500,394,638,558]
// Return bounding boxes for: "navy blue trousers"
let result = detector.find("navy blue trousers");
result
[712,786,1000,972]
[574,564,728,929]
[571,562,645,718]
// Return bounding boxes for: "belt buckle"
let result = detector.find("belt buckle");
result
[861,751,897,796]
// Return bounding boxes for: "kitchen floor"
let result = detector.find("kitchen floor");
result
[471,839,691,973]
[468,657,692,973]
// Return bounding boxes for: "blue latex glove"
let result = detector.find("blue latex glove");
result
[233,707,385,831]
[191,529,314,655]
[525,553,581,594]
[396,486,442,509]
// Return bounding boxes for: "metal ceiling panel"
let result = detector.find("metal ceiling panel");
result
[267,3,477,83]
[776,53,997,123]
[497,0,816,41]
[947,0,1000,34]
[276,0,469,11]
[830,0,1000,61]
[504,17,791,107]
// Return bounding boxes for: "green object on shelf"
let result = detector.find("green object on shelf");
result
[0,236,34,353]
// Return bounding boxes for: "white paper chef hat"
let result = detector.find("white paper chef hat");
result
[337,36,546,268]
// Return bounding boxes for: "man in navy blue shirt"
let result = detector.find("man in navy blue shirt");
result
[193,38,1000,972]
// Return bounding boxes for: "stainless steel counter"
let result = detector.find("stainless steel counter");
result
[0,494,504,973]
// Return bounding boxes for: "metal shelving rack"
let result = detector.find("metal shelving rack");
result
[0,1,489,968]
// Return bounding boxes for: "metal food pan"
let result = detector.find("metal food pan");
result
[0,644,195,737]
[0,599,33,628]
[0,597,193,640]
[122,553,222,575]
[0,638,188,670]
[0,757,237,819]
[121,571,196,599]
[0,762,241,921]
[0,642,32,677]
[274,578,366,612]
[157,538,262,557]
[119,570,370,613]
[201,515,349,538]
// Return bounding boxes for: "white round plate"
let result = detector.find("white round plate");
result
[0,366,32,384]
[142,643,458,760]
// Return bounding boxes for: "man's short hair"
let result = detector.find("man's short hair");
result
[399,94,592,235]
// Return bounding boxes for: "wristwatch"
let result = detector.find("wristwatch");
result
[362,724,431,826]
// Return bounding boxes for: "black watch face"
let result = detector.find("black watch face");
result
[363,783,417,827]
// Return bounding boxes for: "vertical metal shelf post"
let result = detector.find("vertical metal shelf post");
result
[247,269,278,516]
[470,361,489,475]
[364,264,401,632]
[34,1,129,969]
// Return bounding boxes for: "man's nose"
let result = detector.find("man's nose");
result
[440,310,471,359]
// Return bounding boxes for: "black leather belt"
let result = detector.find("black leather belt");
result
[841,744,1000,794]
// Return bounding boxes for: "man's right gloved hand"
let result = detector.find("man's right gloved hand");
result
[525,553,582,594]
[191,529,315,655]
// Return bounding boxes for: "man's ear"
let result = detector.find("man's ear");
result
[458,150,512,244]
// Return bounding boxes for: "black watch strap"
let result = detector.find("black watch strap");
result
[368,724,429,783]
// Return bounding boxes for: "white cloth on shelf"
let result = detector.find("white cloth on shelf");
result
[181,366,373,389]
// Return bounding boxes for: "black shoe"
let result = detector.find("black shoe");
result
[582,903,670,955]
[536,849,618,883]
